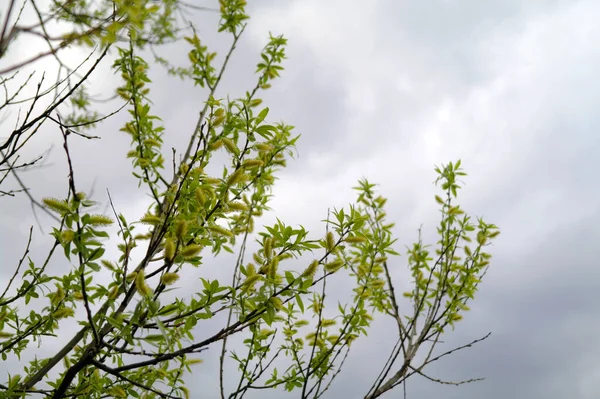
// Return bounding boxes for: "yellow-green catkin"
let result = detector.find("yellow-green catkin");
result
[222,137,239,155]
[345,235,366,244]
[135,270,152,297]
[164,239,176,262]
[242,159,264,168]
[258,262,270,276]
[227,201,248,212]
[134,233,152,240]
[213,112,225,127]
[195,188,206,204]
[208,139,224,151]
[302,260,319,277]
[161,272,180,285]
[320,318,336,328]
[42,197,70,214]
[203,177,222,186]
[245,263,257,276]
[87,214,114,226]
[326,232,335,252]
[324,259,344,273]
[263,237,272,258]
[175,220,188,240]
[208,225,234,238]
[52,307,75,319]
[371,279,386,288]
[140,213,162,225]
[294,319,309,327]
[108,286,120,300]
[268,257,279,278]
[61,230,75,243]
[242,274,261,289]
[269,297,283,311]
[108,387,126,398]
[226,169,246,186]
[179,163,190,175]
[249,98,262,107]
[255,143,272,152]
[180,245,202,259]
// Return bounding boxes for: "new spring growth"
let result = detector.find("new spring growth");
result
[294,320,310,327]
[311,300,322,314]
[161,272,180,285]
[195,188,206,204]
[108,387,126,398]
[174,220,188,240]
[164,239,176,262]
[42,197,70,215]
[213,108,225,126]
[179,386,191,399]
[269,296,283,311]
[302,260,319,277]
[86,214,114,226]
[61,230,75,243]
[208,224,234,238]
[249,98,262,107]
[52,307,75,320]
[180,244,202,259]
[269,256,280,278]
[258,329,275,340]
[179,163,189,176]
[140,213,162,225]
[263,237,272,259]
[345,235,367,244]
[245,263,257,276]
[324,259,344,273]
[371,279,386,289]
[325,231,335,252]
[50,284,65,306]
[208,139,224,151]
[126,272,137,283]
[242,159,264,169]
[108,286,120,300]
[255,143,272,152]
[320,319,337,328]
[227,201,248,212]
[258,262,270,275]
[135,270,152,297]
[270,257,281,278]
[242,274,261,291]
[101,260,117,272]
[227,168,247,186]
[222,137,239,156]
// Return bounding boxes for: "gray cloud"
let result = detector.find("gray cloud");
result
[2,0,600,398]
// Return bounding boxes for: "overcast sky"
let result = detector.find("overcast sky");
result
[2,0,600,398]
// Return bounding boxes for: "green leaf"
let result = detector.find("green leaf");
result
[256,107,269,124]
[295,294,305,313]
[285,271,295,285]
[88,247,105,261]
